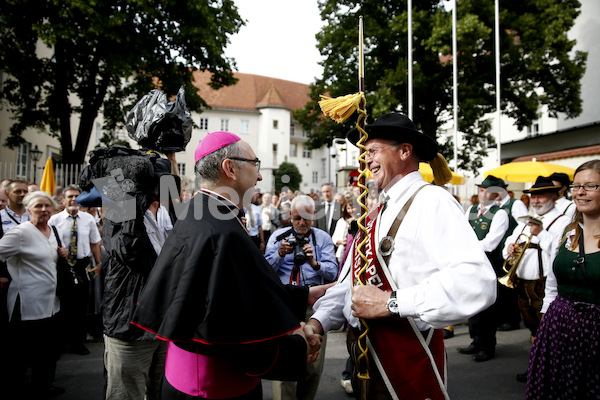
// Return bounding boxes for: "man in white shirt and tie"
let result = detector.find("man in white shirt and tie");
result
[314,183,340,237]
[0,180,31,234]
[49,185,102,356]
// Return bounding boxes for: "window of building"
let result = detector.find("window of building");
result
[95,121,102,146]
[290,123,295,136]
[220,119,229,131]
[302,145,311,159]
[312,171,318,183]
[273,120,279,129]
[199,118,208,130]
[321,159,327,177]
[290,143,297,157]
[240,120,250,134]
[526,122,540,137]
[177,163,186,176]
[16,142,30,180]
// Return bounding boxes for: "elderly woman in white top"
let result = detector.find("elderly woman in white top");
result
[0,190,67,398]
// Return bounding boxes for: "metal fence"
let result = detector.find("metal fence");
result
[0,161,83,189]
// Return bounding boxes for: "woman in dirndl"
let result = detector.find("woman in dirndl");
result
[527,159,600,399]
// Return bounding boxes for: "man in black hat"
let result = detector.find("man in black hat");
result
[457,175,510,362]
[307,113,497,399]
[502,175,571,382]
[549,172,575,218]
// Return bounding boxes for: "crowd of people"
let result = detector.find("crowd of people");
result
[0,113,598,400]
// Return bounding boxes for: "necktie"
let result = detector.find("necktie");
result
[67,215,78,266]
[326,203,332,232]
[379,193,390,215]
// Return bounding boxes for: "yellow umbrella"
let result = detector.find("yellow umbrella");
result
[419,163,465,185]
[484,161,575,183]
[40,158,56,195]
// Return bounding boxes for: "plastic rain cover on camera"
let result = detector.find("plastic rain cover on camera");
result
[125,86,192,153]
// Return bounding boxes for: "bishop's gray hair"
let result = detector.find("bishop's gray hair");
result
[194,141,244,186]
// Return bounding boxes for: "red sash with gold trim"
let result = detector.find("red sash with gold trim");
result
[352,204,447,400]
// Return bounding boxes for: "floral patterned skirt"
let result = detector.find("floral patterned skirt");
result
[526,295,600,399]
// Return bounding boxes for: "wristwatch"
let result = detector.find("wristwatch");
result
[386,291,399,316]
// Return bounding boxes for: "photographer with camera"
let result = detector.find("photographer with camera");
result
[265,194,338,400]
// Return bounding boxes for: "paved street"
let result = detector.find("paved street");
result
[55,323,531,399]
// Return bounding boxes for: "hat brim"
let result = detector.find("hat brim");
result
[523,185,561,194]
[477,183,508,188]
[347,124,438,161]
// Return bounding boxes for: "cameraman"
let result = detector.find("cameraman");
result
[265,195,338,400]
[265,195,338,287]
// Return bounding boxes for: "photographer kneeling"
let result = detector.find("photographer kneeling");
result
[265,194,338,400]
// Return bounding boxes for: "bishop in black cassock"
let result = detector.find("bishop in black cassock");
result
[132,131,324,399]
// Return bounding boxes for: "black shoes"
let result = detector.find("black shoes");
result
[472,351,494,362]
[443,328,454,339]
[457,344,478,355]
[30,385,65,398]
[458,344,494,361]
[516,372,528,382]
[497,323,520,331]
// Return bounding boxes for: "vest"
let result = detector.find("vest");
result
[469,204,504,270]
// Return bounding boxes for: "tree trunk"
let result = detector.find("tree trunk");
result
[54,40,75,164]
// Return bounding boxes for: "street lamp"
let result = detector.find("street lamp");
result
[29,144,43,183]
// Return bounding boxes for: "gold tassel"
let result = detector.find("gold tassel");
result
[318,93,365,123]
[429,153,453,186]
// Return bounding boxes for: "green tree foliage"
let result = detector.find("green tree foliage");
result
[274,162,302,192]
[0,0,243,163]
[295,0,586,175]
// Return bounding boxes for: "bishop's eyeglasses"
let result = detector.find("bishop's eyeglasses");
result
[230,157,261,172]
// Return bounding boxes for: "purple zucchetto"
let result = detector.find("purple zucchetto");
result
[194,131,241,162]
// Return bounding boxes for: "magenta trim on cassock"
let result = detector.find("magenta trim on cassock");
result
[194,131,241,162]
[164,342,260,398]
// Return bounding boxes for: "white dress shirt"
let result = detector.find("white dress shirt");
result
[497,195,529,221]
[502,207,570,280]
[0,221,60,321]
[246,203,263,237]
[465,204,509,253]
[331,218,350,261]
[555,197,576,220]
[313,171,497,331]
[0,207,31,234]
[49,210,101,259]
[143,205,173,256]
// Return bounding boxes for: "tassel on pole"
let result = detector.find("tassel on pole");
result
[318,16,371,393]
[318,93,365,123]
[429,153,453,186]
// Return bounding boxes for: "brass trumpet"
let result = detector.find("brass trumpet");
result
[498,216,542,288]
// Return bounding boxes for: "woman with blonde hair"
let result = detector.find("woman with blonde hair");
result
[0,191,67,397]
[526,159,600,398]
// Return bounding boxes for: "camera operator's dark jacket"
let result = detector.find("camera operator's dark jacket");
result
[78,146,176,341]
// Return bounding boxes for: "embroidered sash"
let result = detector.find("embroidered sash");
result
[352,188,448,400]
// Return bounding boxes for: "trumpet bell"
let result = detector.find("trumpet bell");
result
[497,274,515,289]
